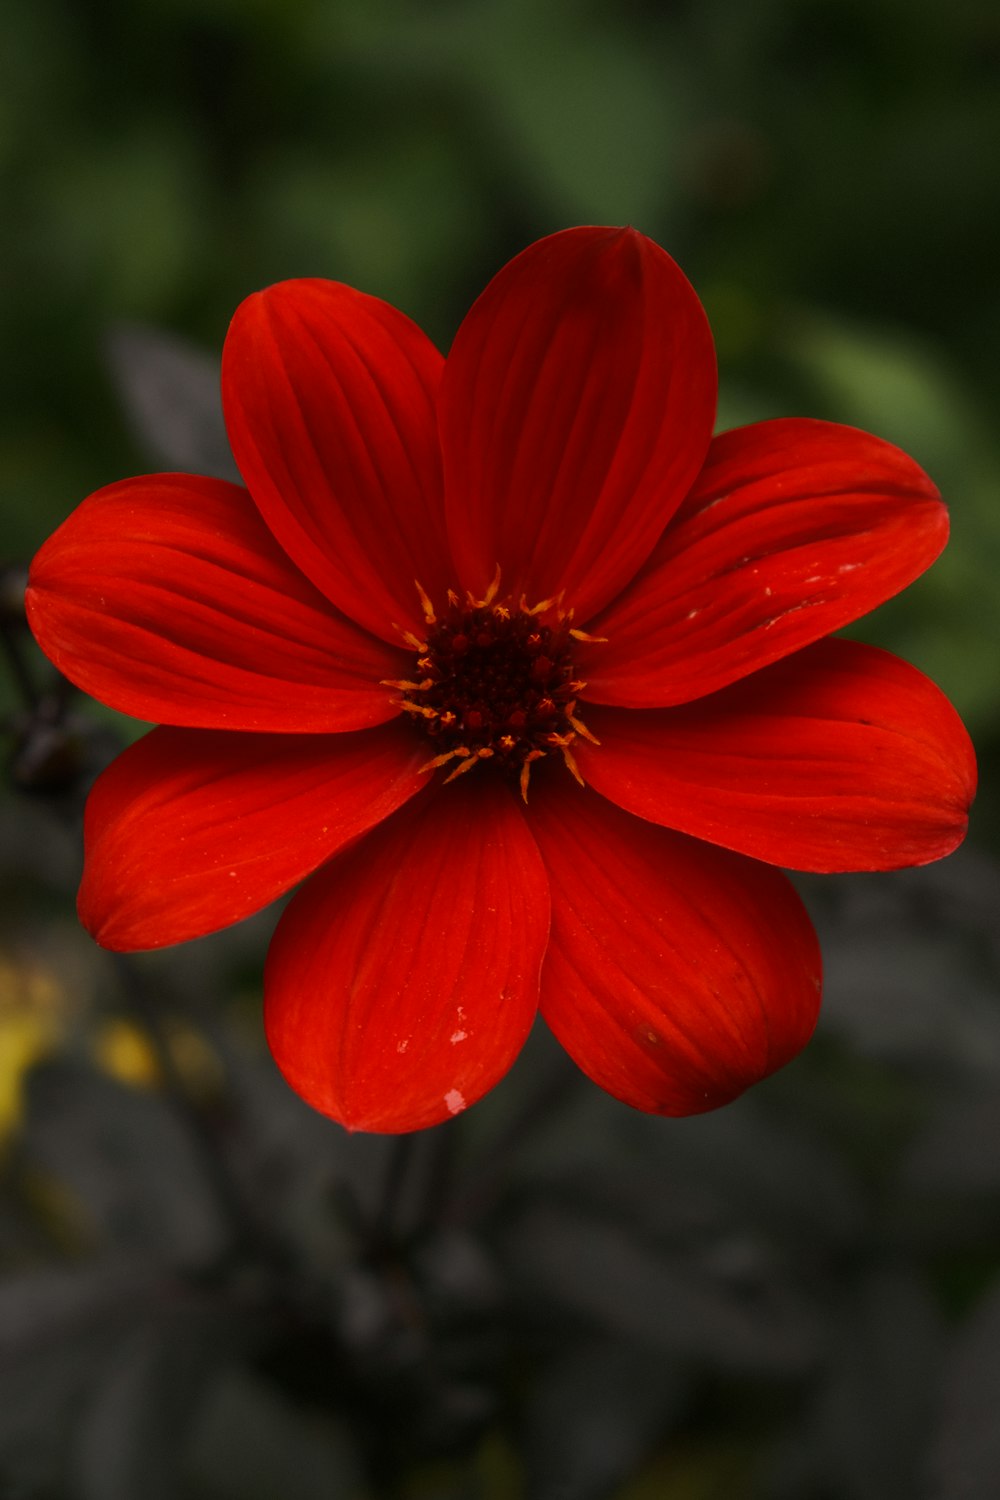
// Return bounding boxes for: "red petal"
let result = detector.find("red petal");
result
[79,720,426,950]
[222,278,447,643]
[440,227,716,619]
[27,475,404,732]
[264,778,550,1133]
[529,784,821,1116]
[579,639,976,873]
[582,419,949,706]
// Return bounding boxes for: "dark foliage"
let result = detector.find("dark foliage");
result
[2,1,999,1493]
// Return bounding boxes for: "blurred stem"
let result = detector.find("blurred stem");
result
[421,1119,460,1231]
[370,1132,420,1249]
[451,1056,580,1224]
[370,1121,462,1251]
[112,953,293,1277]
[1,617,40,712]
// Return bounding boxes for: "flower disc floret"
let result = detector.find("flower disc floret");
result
[389,576,600,797]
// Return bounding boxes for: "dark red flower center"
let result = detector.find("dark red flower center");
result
[388,574,601,798]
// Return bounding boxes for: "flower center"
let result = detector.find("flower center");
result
[387,572,601,799]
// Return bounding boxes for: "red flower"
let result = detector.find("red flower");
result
[26,228,976,1132]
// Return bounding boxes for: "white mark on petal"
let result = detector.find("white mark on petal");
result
[397,1038,410,1054]
[444,1089,466,1116]
[450,1029,468,1044]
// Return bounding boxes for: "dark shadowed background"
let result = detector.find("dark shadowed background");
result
[2,1,999,1496]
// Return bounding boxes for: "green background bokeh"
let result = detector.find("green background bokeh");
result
[5,0,999,822]
[2,7,1000,1494]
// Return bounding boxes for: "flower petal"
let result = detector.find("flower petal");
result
[79,720,426,950]
[222,278,447,642]
[440,226,716,619]
[529,784,821,1116]
[579,639,976,873]
[27,475,404,732]
[264,778,550,1133]
[581,419,948,707]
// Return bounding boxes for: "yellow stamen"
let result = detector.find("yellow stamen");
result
[567,712,600,745]
[519,593,558,617]
[468,563,502,609]
[569,627,608,643]
[419,746,473,774]
[519,749,546,803]
[442,746,494,785]
[381,677,434,693]
[414,580,437,623]
[393,625,429,652]
[559,742,585,786]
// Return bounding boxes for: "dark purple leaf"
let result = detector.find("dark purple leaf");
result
[21,1058,231,1268]
[522,1337,684,1500]
[504,1204,822,1373]
[930,1280,1000,1500]
[105,323,240,482]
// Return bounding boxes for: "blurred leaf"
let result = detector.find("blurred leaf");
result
[477,12,688,226]
[903,1088,1000,1200]
[0,1262,158,1493]
[327,0,687,228]
[222,1048,388,1272]
[20,1057,231,1268]
[512,1084,864,1253]
[104,323,239,481]
[522,1337,684,1500]
[184,1366,364,1500]
[777,308,984,480]
[35,120,206,310]
[930,1279,1000,1500]
[69,1298,250,1500]
[774,307,1000,735]
[808,851,1000,1079]
[505,1205,821,1373]
[804,1270,945,1500]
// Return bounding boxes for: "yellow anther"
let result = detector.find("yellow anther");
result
[414,580,437,623]
[468,564,502,609]
[393,625,429,651]
[418,746,473,774]
[569,627,608,643]
[567,712,600,745]
[559,742,585,786]
[380,677,433,693]
[519,749,546,803]
[442,746,493,784]
[519,593,557,617]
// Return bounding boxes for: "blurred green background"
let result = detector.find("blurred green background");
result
[4,0,1000,813]
[3,2,1000,1496]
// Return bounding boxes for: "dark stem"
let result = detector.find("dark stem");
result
[112,952,294,1277]
[451,1055,580,1224]
[369,1131,421,1249]
[1,617,40,712]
